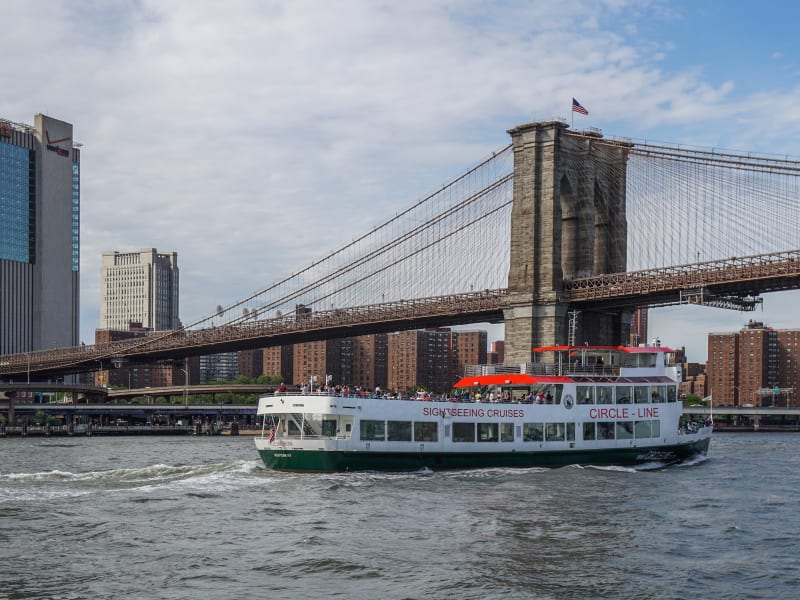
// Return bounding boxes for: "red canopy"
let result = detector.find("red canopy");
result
[452,374,572,388]
[533,345,674,354]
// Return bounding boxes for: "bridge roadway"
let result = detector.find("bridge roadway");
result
[564,249,800,309]
[2,249,800,378]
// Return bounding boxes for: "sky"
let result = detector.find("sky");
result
[4,0,800,362]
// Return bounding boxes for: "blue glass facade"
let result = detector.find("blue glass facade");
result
[0,141,34,263]
[72,161,80,271]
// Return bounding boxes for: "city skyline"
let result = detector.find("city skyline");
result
[4,2,800,361]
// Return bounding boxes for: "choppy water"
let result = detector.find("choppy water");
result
[1,433,798,599]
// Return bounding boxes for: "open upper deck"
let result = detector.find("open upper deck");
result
[462,344,678,381]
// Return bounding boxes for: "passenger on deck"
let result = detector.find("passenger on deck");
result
[536,392,545,404]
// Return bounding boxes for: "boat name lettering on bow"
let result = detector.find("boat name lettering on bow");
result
[589,407,659,419]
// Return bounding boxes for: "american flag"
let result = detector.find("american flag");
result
[269,426,276,444]
[572,98,588,115]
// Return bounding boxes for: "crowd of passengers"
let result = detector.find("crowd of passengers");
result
[284,382,556,404]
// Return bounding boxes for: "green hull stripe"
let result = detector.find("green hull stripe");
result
[257,438,710,472]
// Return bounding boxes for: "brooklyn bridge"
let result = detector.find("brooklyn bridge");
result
[3,120,800,378]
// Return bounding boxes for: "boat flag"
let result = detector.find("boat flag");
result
[572,98,588,115]
[269,418,276,444]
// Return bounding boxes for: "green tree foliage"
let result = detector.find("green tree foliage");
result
[683,394,704,406]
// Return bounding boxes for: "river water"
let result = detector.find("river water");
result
[1,433,797,599]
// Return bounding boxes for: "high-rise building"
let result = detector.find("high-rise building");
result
[292,339,348,389]
[708,320,800,407]
[263,345,294,384]
[707,331,739,405]
[352,334,388,392]
[630,308,648,346]
[1,114,80,354]
[267,329,487,394]
[453,330,488,379]
[100,248,179,331]
[200,352,239,383]
[387,328,487,394]
[488,340,505,365]
[238,349,264,379]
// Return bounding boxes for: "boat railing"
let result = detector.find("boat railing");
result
[276,433,350,441]
[464,363,621,378]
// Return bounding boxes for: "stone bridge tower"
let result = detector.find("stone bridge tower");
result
[503,121,632,363]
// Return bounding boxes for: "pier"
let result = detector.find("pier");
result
[683,406,800,432]
[0,400,258,437]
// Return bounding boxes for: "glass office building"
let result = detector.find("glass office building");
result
[0,114,80,355]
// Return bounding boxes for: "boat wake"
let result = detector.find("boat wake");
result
[0,459,270,504]
[674,454,711,467]
[584,461,676,473]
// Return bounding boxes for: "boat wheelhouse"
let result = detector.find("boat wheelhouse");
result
[254,344,711,472]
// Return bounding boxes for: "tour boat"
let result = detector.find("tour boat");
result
[254,344,711,472]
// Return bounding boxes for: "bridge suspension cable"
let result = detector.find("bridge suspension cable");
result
[200,144,514,330]
[568,133,800,272]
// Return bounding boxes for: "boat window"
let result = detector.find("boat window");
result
[583,422,596,440]
[616,421,634,439]
[360,420,385,441]
[478,422,498,442]
[651,385,666,403]
[635,420,652,438]
[567,423,575,441]
[414,422,438,442]
[634,385,650,404]
[615,385,631,404]
[546,423,565,442]
[597,422,615,440]
[551,385,563,403]
[596,387,613,404]
[523,422,544,442]
[287,418,301,436]
[322,419,337,437]
[500,423,514,442]
[622,352,657,368]
[651,420,660,437]
[577,385,595,404]
[452,422,475,442]
[666,386,677,403]
[387,421,412,442]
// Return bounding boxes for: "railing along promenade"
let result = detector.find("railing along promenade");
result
[564,250,800,309]
[0,290,507,377]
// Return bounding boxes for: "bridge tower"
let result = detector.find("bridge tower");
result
[503,121,632,363]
